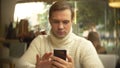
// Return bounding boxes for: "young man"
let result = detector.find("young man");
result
[17,1,104,68]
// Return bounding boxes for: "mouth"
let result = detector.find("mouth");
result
[54,31,66,38]
[57,31,64,35]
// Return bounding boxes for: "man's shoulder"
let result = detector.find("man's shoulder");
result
[35,35,48,39]
[32,35,49,42]
[72,34,92,47]
[73,34,90,43]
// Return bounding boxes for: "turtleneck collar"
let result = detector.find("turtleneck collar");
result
[49,28,73,47]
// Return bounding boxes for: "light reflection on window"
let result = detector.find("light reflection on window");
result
[14,2,50,31]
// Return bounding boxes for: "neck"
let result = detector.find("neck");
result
[49,28,73,47]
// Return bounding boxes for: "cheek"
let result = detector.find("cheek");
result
[66,26,71,30]
[51,24,58,30]
[66,23,72,30]
[64,25,71,33]
[50,22,57,32]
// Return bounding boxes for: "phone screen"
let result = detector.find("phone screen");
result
[54,49,66,60]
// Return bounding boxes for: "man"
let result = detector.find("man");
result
[17,1,104,68]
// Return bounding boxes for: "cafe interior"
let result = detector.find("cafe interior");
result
[0,0,120,68]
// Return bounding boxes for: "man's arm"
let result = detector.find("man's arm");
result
[80,41,104,68]
[16,37,41,68]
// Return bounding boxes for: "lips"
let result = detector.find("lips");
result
[57,31,65,35]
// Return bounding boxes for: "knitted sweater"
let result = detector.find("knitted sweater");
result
[17,30,104,68]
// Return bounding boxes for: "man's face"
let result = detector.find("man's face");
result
[49,9,73,38]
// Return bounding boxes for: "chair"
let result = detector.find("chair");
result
[0,40,27,68]
[99,54,119,68]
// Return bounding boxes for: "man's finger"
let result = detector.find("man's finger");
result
[42,52,52,60]
[67,54,73,62]
[36,54,40,63]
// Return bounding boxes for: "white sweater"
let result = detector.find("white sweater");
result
[17,30,104,68]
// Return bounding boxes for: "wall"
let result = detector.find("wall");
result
[0,0,1,37]
[0,0,16,37]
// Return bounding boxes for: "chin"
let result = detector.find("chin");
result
[56,35,66,38]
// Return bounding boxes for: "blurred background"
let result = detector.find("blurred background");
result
[0,0,120,68]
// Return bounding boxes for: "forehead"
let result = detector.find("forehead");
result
[51,9,72,19]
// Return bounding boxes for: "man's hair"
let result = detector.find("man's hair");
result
[49,1,74,19]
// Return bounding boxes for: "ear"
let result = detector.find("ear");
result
[49,17,52,25]
[71,19,74,24]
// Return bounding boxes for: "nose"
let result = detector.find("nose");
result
[58,23,64,29]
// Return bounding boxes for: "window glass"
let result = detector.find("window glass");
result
[14,1,120,57]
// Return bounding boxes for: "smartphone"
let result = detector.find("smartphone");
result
[54,49,66,60]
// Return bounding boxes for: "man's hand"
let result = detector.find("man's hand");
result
[36,52,52,68]
[51,54,74,68]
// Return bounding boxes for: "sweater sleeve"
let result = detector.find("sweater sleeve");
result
[16,36,42,68]
[80,40,104,68]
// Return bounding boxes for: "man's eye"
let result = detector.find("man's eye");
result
[63,20,69,24]
[52,20,59,24]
